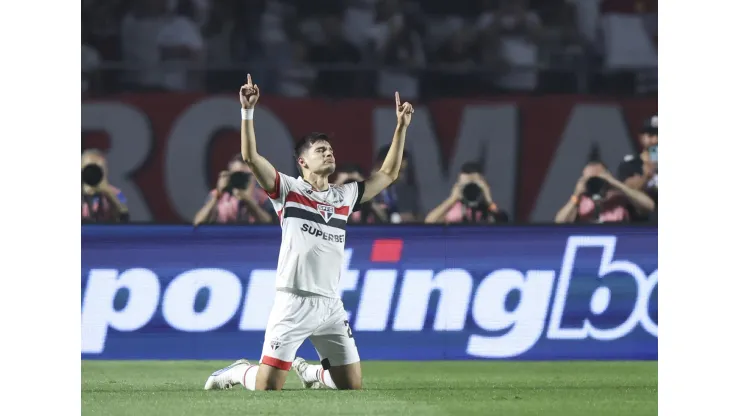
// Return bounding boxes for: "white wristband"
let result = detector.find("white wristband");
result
[241,108,254,120]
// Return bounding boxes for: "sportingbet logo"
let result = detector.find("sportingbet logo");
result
[81,236,657,358]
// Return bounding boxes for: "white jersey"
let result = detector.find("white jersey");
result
[266,170,365,298]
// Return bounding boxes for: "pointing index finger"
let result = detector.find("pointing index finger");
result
[395,91,401,108]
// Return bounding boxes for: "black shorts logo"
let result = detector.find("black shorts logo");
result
[344,320,353,338]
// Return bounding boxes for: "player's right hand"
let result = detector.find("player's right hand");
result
[240,74,260,109]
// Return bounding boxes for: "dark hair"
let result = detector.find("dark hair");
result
[461,161,483,174]
[294,132,332,173]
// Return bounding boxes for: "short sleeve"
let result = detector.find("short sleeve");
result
[264,169,298,204]
[339,181,365,213]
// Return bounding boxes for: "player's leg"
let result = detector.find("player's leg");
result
[293,356,362,390]
[204,356,294,391]
[294,298,362,390]
[204,292,313,391]
[252,337,300,390]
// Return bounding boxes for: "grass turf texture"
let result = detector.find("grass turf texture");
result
[82,361,656,416]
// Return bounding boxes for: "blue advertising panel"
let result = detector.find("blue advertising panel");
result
[82,225,657,360]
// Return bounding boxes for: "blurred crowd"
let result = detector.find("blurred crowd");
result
[82,0,658,98]
[82,115,657,225]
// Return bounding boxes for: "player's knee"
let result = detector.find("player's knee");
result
[346,382,363,391]
[339,378,363,390]
[256,379,285,391]
[255,365,288,391]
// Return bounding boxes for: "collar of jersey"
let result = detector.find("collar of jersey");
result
[298,177,332,192]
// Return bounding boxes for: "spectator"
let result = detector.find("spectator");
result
[554,160,655,223]
[599,0,658,93]
[334,164,388,224]
[343,0,378,49]
[429,28,477,97]
[81,149,129,223]
[193,155,274,226]
[203,0,238,91]
[83,0,128,92]
[82,42,102,97]
[276,40,317,97]
[120,0,171,90]
[632,115,658,190]
[371,0,426,99]
[620,114,658,221]
[425,162,508,224]
[476,0,543,92]
[309,13,362,97]
[617,154,657,223]
[157,0,206,91]
[120,0,205,91]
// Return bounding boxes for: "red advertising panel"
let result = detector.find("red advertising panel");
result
[82,95,656,222]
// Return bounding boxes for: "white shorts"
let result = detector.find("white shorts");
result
[260,291,360,371]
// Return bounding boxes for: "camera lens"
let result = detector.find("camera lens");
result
[82,164,104,187]
[229,172,250,190]
[461,183,483,207]
[585,177,606,198]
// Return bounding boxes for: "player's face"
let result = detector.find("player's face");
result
[302,141,335,176]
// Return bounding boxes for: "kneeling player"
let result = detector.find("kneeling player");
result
[203,75,414,391]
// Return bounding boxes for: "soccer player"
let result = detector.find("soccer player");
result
[203,75,414,391]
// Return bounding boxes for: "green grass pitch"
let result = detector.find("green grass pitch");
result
[82,360,657,416]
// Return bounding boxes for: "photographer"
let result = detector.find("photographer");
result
[617,154,658,223]
[81,149,129,223]
[624,115,658,221]
[193,156,273,226]
[554,161,655,224]
[424,162,509,224]
[628,115,658,191]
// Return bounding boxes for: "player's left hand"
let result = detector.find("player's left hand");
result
[395,91,414,127]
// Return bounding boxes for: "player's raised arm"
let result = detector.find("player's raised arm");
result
[361,92,414,203]
[239,74,279,195]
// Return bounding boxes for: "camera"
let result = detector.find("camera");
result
[82,164,104,187]
[585,176,607,200]
[225,171,251,194]
[461,183,484,208]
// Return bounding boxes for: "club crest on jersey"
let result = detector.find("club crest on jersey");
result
[317,204,335,222]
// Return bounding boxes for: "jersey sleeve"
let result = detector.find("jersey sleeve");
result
[264,169,298,205]
[340,181,366,214]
